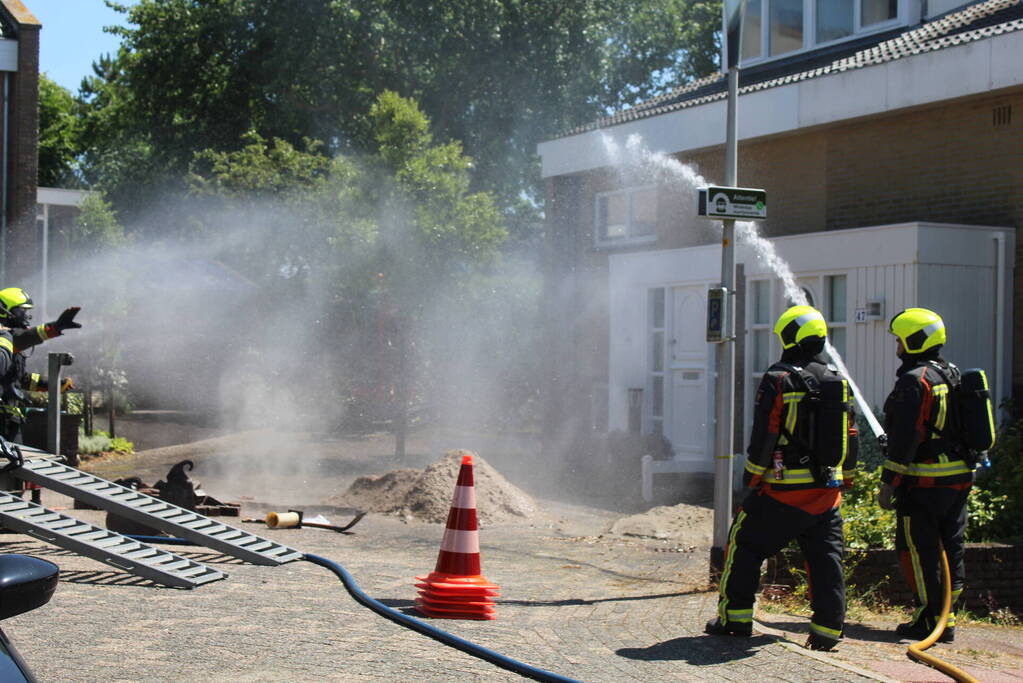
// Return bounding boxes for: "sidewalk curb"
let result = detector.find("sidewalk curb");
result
[755,621,900,683]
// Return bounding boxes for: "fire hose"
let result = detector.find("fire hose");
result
[126,536,579,683]
[906,549,979,683]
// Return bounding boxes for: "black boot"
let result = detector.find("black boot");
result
[705,617,752,637]
[896,618,954,642]
[805,633,839,651]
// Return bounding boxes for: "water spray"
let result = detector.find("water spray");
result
[602,134,889,440]
[731,221,887,440]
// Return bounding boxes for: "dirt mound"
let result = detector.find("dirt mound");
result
[607,503,713,547]
[340,449,535,524]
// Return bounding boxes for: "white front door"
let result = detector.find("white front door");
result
[668,286,710,462]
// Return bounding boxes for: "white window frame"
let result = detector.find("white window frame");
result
[824,273,850,358]
[749,279,774,380]
[594,185,658,248]
[729,0,907,67]
[648,287,666,436]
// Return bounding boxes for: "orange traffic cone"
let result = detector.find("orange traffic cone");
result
[414,452,500,620]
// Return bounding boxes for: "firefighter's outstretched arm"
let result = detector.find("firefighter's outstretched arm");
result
[743,372,785,487]
[11,307,82,353]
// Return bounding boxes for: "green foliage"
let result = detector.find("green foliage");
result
[38,75,81,187]
[77,432,112,455]
[77,429,134,456]
[81,0,723,221]
[843,464,1015,548]
[843,465,897,549]
[109,437,135,454]
[189,133,330,197]
[972,411,1023,543]
[72,192,127,254]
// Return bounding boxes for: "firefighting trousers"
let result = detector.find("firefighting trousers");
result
[895,486,969,627]
[717,490,845,641]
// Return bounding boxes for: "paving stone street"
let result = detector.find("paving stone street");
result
[0,490,886,682]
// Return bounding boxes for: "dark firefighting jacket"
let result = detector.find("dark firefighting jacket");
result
[743,351,857,514]
[881,354,973,489]
[0,324,66,425]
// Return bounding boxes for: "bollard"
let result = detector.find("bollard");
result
[47,353,74,462]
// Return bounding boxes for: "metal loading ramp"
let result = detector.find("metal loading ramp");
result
[0,491,224,588]
[13,459,304,566]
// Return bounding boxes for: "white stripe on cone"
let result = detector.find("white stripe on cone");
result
[451,484,476,509]
[440,528,481,554]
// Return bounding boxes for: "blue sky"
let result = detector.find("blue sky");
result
[30,0,138,93]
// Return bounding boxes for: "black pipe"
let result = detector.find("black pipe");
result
[124,537,581,682]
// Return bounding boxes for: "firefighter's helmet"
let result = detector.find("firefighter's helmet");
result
[774,305,827,350]
[0,287,33,328]
[889,308,945,354]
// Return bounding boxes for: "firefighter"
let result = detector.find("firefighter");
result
[878,308,969,643]
[0,287,81,442]
[705,305,857,652]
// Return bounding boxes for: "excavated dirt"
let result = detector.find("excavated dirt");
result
[339,449,536,524]
[607,502,714,547]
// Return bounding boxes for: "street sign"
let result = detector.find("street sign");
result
[697,186,767,220]
[706,287,728,343]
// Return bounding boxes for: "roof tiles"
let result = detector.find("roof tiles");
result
[562,0,1023,138]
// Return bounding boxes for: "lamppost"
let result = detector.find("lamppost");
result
[710,0,746,580]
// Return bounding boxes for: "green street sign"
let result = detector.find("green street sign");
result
[697,186,767,220]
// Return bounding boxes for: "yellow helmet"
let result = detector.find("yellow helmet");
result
[0,287,33,328]
[774,305,827,350]
[890,308,945,353]
[0,287,32,311]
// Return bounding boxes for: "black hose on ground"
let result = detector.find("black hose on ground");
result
[124,536,580,682]
[304,553,581,683]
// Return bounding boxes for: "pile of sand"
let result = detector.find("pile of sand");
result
[340,449,536,524]
[607,503,713,547]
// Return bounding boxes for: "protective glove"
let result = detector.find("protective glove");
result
[878,482,896,511]
[50,307,82,332]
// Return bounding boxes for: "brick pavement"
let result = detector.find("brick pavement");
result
[0,490,887,683]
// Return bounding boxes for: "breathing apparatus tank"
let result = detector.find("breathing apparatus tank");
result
[814,374,856,487]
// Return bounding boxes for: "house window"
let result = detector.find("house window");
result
[751,280,773,371]
[770,0,804,56]
[649,287,666,435]
[817,0,853,43]
[862,0,898,27]
[826,274,848,358]
[595,186,657,246]
[741,0,763,61]
[735,0,902,62]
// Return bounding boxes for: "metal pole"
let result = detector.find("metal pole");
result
[47,352,73,458]
[40,203,48,320]
[711,65,740,579]
[1,72,9,283]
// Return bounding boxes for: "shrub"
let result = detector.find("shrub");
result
[77,429,134,457]
[972,412,1023,543]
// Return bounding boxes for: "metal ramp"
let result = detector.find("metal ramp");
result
[13,459,304,566]
[0,491,224,588]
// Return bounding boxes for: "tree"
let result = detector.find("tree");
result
[86,0,721,226]
[38,75,80,187]
[186,92,507,451]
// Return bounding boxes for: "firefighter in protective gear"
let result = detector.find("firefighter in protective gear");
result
[705,305,857,652]
[880,308,968,643]
[0,288,82,442]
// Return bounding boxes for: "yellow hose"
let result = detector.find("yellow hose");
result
[905,550,979,683]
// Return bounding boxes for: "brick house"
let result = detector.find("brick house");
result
[0,0,38,287]
[538,0,1022,497]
